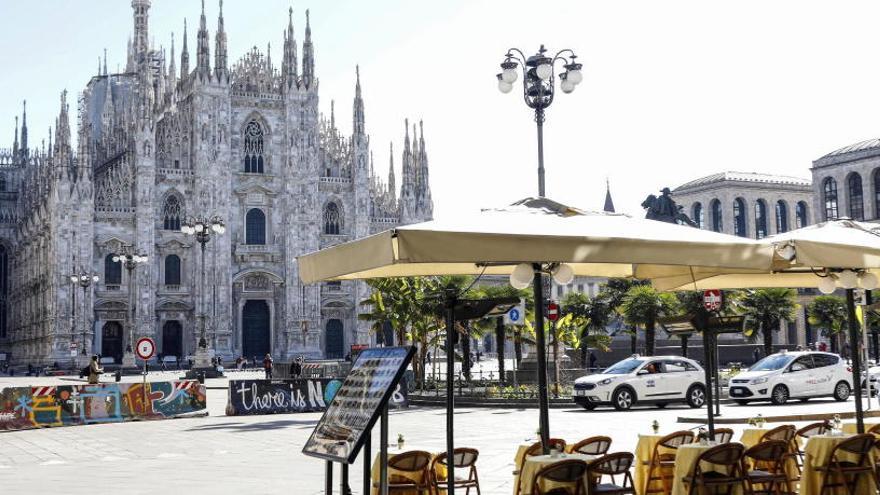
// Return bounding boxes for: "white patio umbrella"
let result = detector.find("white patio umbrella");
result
[297,197,777,490]
[652,219,880,433]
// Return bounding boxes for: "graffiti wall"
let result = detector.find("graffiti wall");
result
[0,380,206,432]
[227,378,408,416]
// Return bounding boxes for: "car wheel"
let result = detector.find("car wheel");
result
[770,385,789,405]
[655,403,668,409]
[612,387,635,411]
[686,384,706,408]
[581,402,597,411]
[833,381,851,402]
[734,400,750,406]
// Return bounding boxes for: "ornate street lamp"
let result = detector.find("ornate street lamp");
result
[181,215,225,351]
[497,44,582,453]
[69,269,99,358]
[113,247,148,359]
[497,44,582,197]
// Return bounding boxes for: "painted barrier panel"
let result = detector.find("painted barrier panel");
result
[226,378,408,416]
[0,380,206,432]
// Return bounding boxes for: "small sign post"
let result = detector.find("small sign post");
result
[703,289,722,312]
[547,302,559,321]
[135,337,155,414]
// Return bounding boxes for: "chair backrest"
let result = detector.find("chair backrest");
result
[658,430,695,450]
[868,424,880,436]
[761,425,796,443]
[714,428,734,444]
[587,452,634,476]
[699,442,745,467]
[744,440,789,469]
[797,422,828,439]
[437,448,479,468]
[571,436,612,456]
[834,434,875,465]
[526,439,567,457]
[388,450,432,473]
[535,459,588,483]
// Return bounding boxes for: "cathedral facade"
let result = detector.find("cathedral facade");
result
[0,0,433,366]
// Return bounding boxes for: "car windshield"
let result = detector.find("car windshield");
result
[750,354,794,371]
[603,358,645,375]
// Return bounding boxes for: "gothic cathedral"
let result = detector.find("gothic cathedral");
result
[0,0,433,366]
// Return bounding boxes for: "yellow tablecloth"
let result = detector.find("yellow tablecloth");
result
[370,449,444,495]
[739,427,801,483]
[672,443,744,495]
[800,434,877,495]
[518,454,595,495]
[842,422,878,434]
[635,434,669,495]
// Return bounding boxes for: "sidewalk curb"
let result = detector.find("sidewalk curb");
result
[678,409,880,424]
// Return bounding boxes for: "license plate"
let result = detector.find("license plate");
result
[576,390,586,396]
[731,389,742,396]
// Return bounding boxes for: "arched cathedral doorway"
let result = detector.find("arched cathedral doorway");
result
[162,321,183,359]
[101,322,124,364]
[242,300,270,360]
[325,319,344,359]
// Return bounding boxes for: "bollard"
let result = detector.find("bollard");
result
[115,369,122,382]
[197,371,205,384]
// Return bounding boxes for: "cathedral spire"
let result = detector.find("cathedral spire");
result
[168,32,177,83]
[180,19,190,77]
[132,0,151,65]
[302,9,315,89]
[21,100,28,158]
[282,6,298,89]
[103,48,108,76]
[126,36,134,72]
[266,43,273,73]
[388,142,397,204]
[603,178,616,213]
[330,100,335,130]
[196,0,211,78]
[214,0,228,80]
[353,65,365,136]
[12,116,19,158]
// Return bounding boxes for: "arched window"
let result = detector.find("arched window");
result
[323,202,341,235]
[692,203,704,229]
[775,200,789,233]
[796,201,808,228]
[245,208,266,245]
[710,199,723,232]
[733,198,747,237]
[848,173,864,220]
[873,169,880,219]
[162,195,182,231]
[823,177,839,220]
[243,121,265,173]
[754,200,768,239]
[164,255,181,286]
[104,254,122,285]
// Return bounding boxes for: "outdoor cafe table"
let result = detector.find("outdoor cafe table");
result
[517,453,597,495]
[370,448,445,495]
[843,422,878,434]
[671,443,744,495]
[739,428,801,482]
[800,434,877,495]
[634,433,668,495]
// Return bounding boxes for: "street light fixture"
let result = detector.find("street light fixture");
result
[113,247,148,357]
[182,215,225,351]
[69,269,99,358]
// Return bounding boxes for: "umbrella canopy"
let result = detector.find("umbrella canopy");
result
[298,197,777,284]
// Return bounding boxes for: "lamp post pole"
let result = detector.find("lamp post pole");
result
[182,215,226,363]
[69,269,99,365]
[114,248,148,367]
[498,45,582,453]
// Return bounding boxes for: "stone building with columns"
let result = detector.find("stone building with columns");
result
[0,1,432,366]
[811,138,880,223]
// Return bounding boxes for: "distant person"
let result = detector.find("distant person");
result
[290,357,302,379]
[818,341,828,352]
[88,355,103,384]
[235,356,243,370]
[753,347,761,364]
[426,352,432,364]
[588,350,597,371]
[263,353,274,380]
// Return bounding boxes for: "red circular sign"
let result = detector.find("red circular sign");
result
[135,337,156,360]
[547,302,559,321]
[703,289,723,311]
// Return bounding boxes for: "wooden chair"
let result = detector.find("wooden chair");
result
[868,423,880,436]
[760,425,800,478]
[743,440,793,495]
[795,422,829,469]
[644,430,695,494]
[715,428,734,444]
[681,442,746,495]
[515,440,568,495]
[373,450,433,493]
[586,452,636,494]
[532,459,588,495]
[571,436,612,457]
[430,447,480,495]
[815,434,879,495]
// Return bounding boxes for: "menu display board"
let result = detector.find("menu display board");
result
[302,346,415,464]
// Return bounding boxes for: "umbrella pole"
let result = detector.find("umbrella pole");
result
[701,329,715,438]
[532,266,551,453]
[445,292,457,494]
[846,289,866,434]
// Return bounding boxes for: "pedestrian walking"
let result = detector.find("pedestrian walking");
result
[290,357,302,378]
[88,355,103,384]
[752,347,761,364]
[588,350,597,372]
[263,353,274,380]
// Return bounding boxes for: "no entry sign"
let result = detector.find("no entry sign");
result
[703,289,723,312]
[135,337,156,361]
[547,302,559,321]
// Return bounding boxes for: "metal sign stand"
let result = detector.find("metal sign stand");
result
[380,404,389,495]
[363,432,371,495]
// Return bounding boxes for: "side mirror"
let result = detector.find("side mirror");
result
[637,369,649,376]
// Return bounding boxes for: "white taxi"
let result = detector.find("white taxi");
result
[728,351,852,405]
[573,355,707,411]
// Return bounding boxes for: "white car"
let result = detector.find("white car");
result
[728,351,852,405]
[572,355,707,411]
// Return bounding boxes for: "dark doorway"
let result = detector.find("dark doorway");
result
[380,320,394,347]
[101,322,124,364]
[162,321,183,359]
[326,319,344,359]
[242,300,271,359]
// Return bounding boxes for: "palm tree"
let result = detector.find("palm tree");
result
[739,288,798,357]
[600,278,647,354]
[808,295,848,353]
[620,285,679,356]
[470,284,529,385]
[560,292,612,366]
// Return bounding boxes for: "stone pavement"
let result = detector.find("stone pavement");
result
[0,373,870,494]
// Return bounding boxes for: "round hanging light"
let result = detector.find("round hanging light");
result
[818,276,837,295]
[509,263,534,290]
[861,272,879,290]
[837,269,858,289]
[551,263,574,285]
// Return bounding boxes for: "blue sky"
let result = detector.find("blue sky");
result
[4,1,880,219]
